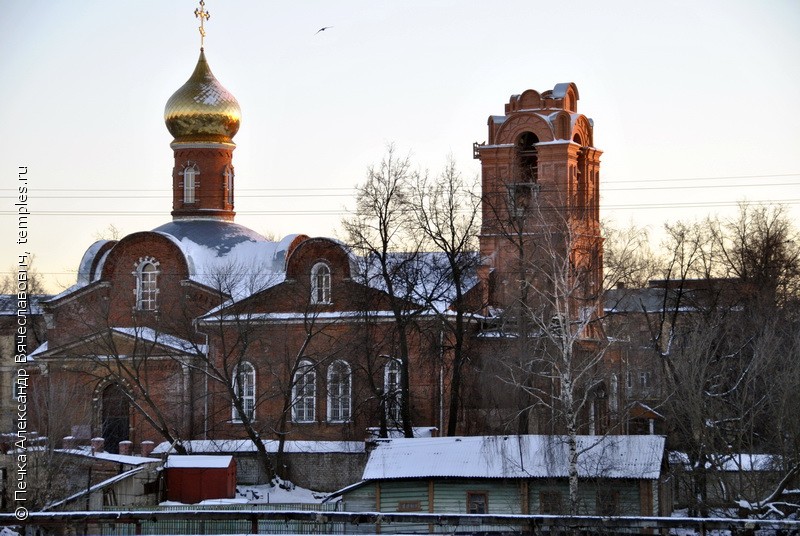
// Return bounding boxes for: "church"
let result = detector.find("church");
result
[25,11,612,470]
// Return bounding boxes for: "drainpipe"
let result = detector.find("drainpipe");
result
[439,323,444,436]
[204,337,209,440]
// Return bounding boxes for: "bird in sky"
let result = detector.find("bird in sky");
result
[314,26,333,35]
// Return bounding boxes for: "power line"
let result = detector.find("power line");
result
[2,172,798,196]
[4,198,800,218]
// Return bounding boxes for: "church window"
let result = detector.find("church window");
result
[292,360,316,423]
[133,258,160,311]
[310,262,332,304]
[384,358,402,425]
[232,361,256,421]
[610,374,619,413]
[224,164,234,205]
[182,162,199,204]
[327,360,352,422]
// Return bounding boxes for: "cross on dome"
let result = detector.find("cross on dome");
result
[195,0,210,49]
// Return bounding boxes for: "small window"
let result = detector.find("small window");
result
[384,358,402,424]
[133,258,160,311]
[292,360,316,423]
[327,361,352,423]
[596,490,620,516]
[232,362,256,421]
[224,164,234,205]
[397,500,421,512]
[182,163,199,204]
[539,491,563,514]
[310,262,332,304]
[467,491,488,514]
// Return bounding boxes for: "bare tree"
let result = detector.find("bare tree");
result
[601,220,661,290]
[633,204,800,518]
[409,157,482,436]
[479,166,609,514]
[511,205,608,515]
[341,146,429,438]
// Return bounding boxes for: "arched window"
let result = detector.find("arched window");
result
[384,359,402,424]
[310,262,332,304]
[232,362,256,421]
[516,131,539,183]
[609,374,619,413]
[327,361,352,423]
[182,162,199,204]
[224,164,234,206]
[292,360,316,423]
[133,257,160,311]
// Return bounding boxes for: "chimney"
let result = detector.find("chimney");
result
[118,440,133,456]
[91,437,105,454]
[141,440,155,458]
[62,436,77,450]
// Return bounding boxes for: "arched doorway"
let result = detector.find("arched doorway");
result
[101,384,129,454]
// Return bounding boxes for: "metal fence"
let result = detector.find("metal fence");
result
[3,509,800,535]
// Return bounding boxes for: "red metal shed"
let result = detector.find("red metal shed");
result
[165,455,236,504]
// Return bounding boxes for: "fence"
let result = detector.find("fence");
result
[1,509,800,535]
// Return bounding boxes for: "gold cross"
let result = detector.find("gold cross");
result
[195,0,210,49]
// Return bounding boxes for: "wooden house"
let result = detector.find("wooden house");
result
[332,434,669,527]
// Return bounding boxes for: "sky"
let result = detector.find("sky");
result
[1,1,799,293]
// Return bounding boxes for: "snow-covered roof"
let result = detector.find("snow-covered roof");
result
[56,446,161,466]
[362,435,665,481]
[77,240,114,285]
[0,294,51,315]
[153,220,292,300]
[111,326,206,354]
[165,455,234,469]
[357,252,479,314]
[152,439,365,455]
[43,466,148,511]
[28,341,47,358]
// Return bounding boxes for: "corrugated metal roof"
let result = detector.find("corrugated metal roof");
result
[362,435,665,481]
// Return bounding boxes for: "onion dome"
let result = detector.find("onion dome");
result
[164,50,241,143]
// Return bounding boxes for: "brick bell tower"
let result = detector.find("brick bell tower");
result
[164,47,240,221]
[474,83,603,316]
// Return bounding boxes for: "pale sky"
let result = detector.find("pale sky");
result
[1,1,799,292]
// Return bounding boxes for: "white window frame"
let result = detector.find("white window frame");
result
[232,361,256,422]
[384,358,402,424]
[327,360,352,423]
[310,262,332,304]
[182,162,199,204]
[292,360,316,423]
[133,257,160,311]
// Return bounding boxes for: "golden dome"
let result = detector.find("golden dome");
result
[164,50,241,143]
